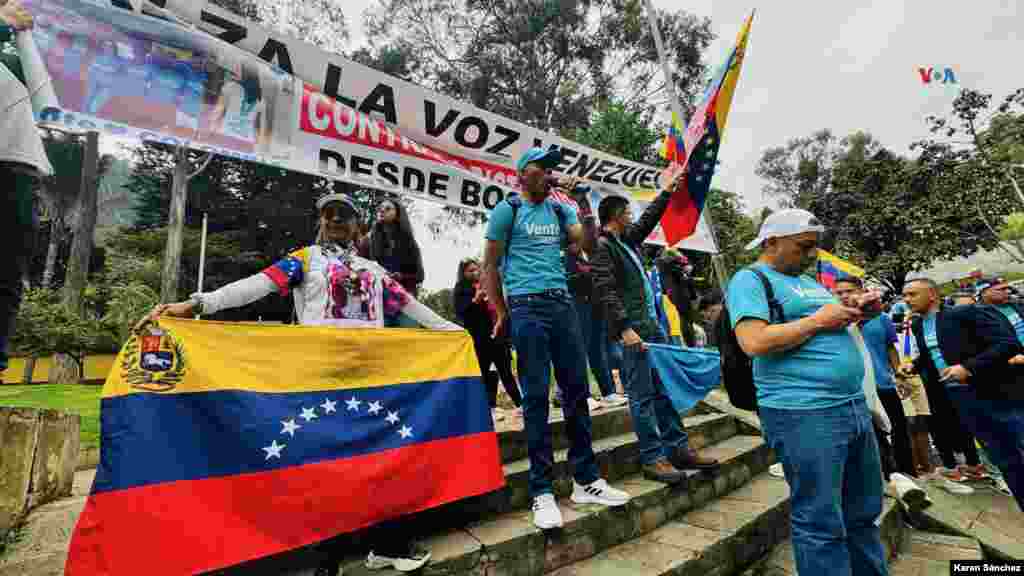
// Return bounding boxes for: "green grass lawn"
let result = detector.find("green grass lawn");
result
[0,385,102,450]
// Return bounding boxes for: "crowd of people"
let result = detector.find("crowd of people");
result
[2,4,1021,573]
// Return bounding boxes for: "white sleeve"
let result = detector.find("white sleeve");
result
[195,273,278,315]
[401,297,463,331]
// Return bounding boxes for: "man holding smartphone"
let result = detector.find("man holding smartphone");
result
[725,209,889,576]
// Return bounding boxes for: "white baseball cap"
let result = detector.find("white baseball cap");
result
[745,209,826,250]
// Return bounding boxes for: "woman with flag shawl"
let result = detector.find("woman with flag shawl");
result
[140,192,458,574]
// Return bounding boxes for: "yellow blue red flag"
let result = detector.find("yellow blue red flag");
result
[65,318,503,575]
[816,249,866,289]
[661,11,754,244]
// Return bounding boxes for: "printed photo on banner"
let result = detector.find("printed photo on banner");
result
[23,0,298,158]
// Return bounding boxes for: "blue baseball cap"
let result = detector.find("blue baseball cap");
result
[516,147,562,172]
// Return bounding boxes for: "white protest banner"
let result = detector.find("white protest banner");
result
[19,0,715,251]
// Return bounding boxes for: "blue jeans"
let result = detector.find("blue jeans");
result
[946,387,1024,512]
[608,341,623,372]
[509,293,600,497]
[621,331,689,465]
[760,399,888,576]
[575,299,615,397]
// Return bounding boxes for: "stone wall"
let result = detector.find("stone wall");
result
[0,407,80,538]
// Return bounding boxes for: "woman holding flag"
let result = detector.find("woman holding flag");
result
[139,192,458,573]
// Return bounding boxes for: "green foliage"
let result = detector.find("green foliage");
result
[572,102,665,165]
[1000,212,1024,241]
[704,188,757,275]
[364,0,714,131]
[12,289,105,362]
[420,288,458,325]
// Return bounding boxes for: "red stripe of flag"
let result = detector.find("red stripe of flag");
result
[66,432,503,576]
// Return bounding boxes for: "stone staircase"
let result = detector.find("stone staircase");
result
[268,403,783,576]
[742,495,985,576]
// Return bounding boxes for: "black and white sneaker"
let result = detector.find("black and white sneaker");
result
[570,478,631,507]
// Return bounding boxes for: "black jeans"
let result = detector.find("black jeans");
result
[878,388,915,476]
[0,165,36,372]
[471,332,522,408]
[924,378,980,468]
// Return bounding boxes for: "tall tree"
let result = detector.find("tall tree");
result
[915,88,1024,262]
[703,188,756,275]
[828,149,997,293]
[572,101,664,164]
[363,0,714,132]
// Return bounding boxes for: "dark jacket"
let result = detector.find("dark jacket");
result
[991,301,1024,340]
[658,259,696,316]
[453,282,492,341]
[592,190,672,341]
[911,304,1024,402]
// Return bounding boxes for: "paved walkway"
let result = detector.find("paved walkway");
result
[0,469,93,576]
[917,477,1024,559]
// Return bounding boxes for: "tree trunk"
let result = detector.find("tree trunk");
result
[42,216,61,288]
[53,131,99,386]
[161,149,189,303]
[21,357,36,385]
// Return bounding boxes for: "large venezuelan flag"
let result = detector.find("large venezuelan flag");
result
[65,318,503,575]
[661,11,754,245]
[816,249,866,290]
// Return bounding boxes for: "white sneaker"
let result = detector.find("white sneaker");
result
[532,493,563,530]
[890,473,931,512]
[587,397,603,412]
[365,549,431,572]
[571,478,631,507]
[602,393,629,407]
[927,473,974,495]
[994,477,1012,496]
[769,463,785,478]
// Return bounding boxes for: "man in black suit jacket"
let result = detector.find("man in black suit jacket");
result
[902,278,1024,511]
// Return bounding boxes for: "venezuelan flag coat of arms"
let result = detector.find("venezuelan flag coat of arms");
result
[65,319,503,575]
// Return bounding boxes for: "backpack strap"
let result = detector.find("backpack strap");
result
[748,267,785,324]
[505,193,569,245]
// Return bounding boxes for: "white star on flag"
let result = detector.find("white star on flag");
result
[346,397,362,411]
[300,407,318,422]
[263,440,285,460]
[321,399,337,414]
[386,411,399,424]
[398,425,413,439]
[368,401,383,415]
[281,418,301,437]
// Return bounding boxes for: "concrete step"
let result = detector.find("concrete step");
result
[496,405,635,464]
[331,434,773,576]
[740,495,907,576]
[451,414,739,520]
[541,471,789,576]
[891,531,983,576]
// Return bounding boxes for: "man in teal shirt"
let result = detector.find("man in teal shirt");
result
[977,277,1024,344]
[726,209,889,576]
[483,147,630,530]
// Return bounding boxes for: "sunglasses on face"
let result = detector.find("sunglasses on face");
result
[321,206,355,221]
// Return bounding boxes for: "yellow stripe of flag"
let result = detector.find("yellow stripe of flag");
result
[714,11,754,134]
[104,318,481,399]
[817,249,866,277]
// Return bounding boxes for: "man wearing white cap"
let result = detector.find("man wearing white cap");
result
[725,209,889,575]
